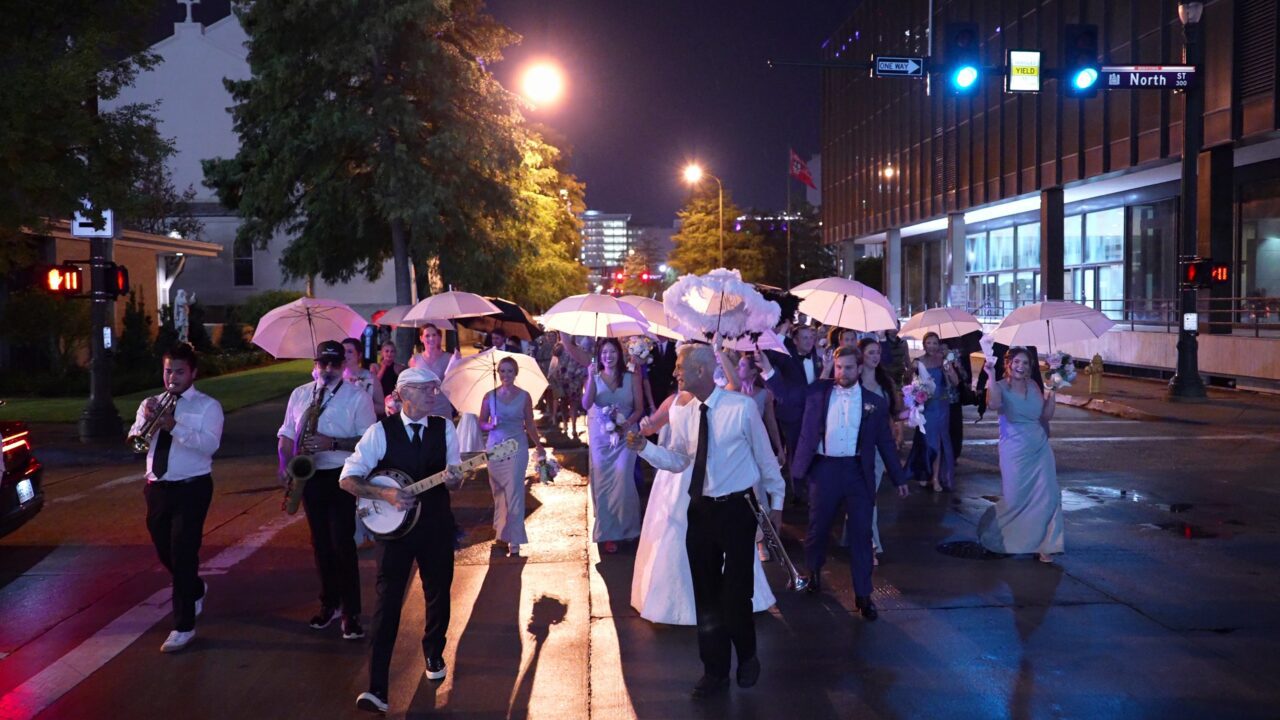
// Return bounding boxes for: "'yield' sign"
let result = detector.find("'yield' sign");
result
[872,55,925,79]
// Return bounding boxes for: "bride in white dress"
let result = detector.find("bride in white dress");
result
[631,391,776,625]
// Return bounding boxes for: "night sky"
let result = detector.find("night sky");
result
[487,0,853,225]
[152,0,852,227]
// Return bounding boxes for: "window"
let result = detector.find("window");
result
[988,227,1015,270]
[1085,208,1125,264]
[966,234,986,273]
[1128,200,1177,322]
[1016,223,1040,269]
[1065,215,1083,266]
[233,243,254,287]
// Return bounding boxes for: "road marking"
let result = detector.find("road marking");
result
[51,473,141,505]
[0,513,303,720]
[964,434,1280,446]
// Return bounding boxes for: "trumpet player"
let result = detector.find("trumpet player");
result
[127,342,223,653]
[278,340,377,640]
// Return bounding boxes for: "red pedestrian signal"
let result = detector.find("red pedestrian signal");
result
[105,263,130,296]
[1210,263,1229,285]
[41,264,83,295]
[1181,259,1229,288]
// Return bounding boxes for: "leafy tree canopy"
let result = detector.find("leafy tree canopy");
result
[668,189,767,282]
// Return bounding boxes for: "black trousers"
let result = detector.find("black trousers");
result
[686,491,758,678]
[780,418,808,502]
[302,468,361,615]
[368,507,455,695]
[144,474,213,632]
[949,401,965,459]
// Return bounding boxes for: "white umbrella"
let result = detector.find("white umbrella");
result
[720,329,786,353]
[403,291,501,323]
[251,297,369,359]
[663,268,779,340]
[992,301,1116,351]
[619,295,685,340]
[440,349,549,416]
[899,307,983,340]
[374,304,454,330]
[541,293,649,338]
[791,277,898,332]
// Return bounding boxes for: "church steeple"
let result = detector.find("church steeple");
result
[178,0,200,25]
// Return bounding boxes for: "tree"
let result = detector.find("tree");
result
[0,0,173,273]
[0,290,91,376]
[668,189,767,281]
[203,0,530,314]
[121,151,204,240]
[620,251,653,297]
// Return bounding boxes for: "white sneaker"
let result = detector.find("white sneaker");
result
[507,544,520,557]
[355,691,388,714]
[161,629,195,653]
[195,580,208,618]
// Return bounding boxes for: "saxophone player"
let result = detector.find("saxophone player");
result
[128,342,224,653]
[278,340,378,640]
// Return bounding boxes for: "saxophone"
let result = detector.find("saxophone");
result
[283,387,323,514]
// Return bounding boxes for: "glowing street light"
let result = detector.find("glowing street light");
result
[520,61,565,107]
[881,165,897,180]
[682,163,724,266]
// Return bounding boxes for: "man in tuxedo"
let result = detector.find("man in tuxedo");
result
[763,324,823,503]
[790,346,909,621]
[648,337,678,408]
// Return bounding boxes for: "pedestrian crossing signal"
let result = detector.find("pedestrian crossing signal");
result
[41,264,83,295]
[1181,259,1230,288]
[105,263,130,296]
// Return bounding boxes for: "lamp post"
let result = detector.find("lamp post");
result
[519,61,566,107]
[683,163,724,267]
[1169,1,1207,401]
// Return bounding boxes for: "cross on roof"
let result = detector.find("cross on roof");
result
[178,0,200,24]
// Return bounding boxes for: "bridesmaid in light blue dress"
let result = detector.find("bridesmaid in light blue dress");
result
[905,332,959,492]
[582,338,645,553]
[479,357,547,557]
[978,347,1064,562]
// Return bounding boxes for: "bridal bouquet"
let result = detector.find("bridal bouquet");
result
[600,404,630,447]
[1045,352,1078,390]
[535,454,561,484]
[901,366,937,433]
[627,336,654,372]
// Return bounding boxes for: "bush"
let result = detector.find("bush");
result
[238,290,304,328]
[219,321,250,352]
[187,301,214,352]
[153,304,179,357]
[116,289,154,369]
[0,289,91,376]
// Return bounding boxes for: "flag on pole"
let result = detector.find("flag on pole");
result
[789,149,816,190]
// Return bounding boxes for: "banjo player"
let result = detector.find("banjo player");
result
[339,367,462,715]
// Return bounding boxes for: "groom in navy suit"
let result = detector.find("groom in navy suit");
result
[790,345,908,620]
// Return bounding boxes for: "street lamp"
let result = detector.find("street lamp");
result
[1169,1,1207,400]
[520,61,565,107]
[683,163,724,267]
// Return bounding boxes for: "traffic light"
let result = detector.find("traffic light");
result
[103,262,130,297]
[1062,24,1100,98]
[944,22,981,95]
[40,264,83,295]
[1181,259,1230,288]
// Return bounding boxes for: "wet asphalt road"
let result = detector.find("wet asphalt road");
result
[2,399,1279,719]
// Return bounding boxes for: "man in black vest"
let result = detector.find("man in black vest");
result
[340,367,462,715]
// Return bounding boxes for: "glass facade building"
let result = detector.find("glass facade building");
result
[578,211,634,288]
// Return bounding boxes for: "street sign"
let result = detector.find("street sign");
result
[872,55,925,79]
[1006,50,1042,93]
[1101,65,1195,89]
[72,201,114,238]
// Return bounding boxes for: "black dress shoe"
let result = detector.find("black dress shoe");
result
[691,674,730,698]
[803,572,821,594]
[736,656,761,688]
[855,596,879,621]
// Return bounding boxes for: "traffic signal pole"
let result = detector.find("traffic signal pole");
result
[79,234,123,441]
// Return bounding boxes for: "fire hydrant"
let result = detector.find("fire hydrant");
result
[1083,353,1104,394]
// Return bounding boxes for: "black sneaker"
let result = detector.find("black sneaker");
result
[425,656,447,681]
[342,615,365,640]
[309,605,338,630]
[355,690,388,714]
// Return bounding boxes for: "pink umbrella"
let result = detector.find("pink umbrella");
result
[541,293,649,338]
[403,291,501,323]
[251,297,369,359]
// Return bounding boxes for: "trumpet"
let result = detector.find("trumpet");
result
[745,490,809,592]
[128,391,178,453]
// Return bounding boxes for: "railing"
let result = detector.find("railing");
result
[954,296,1280,337]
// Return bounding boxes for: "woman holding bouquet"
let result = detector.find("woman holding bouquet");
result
[479,357,546,557]
[903,332,958,492]
[583,338,644,553]
[857,337,903,561]
[978,347,1064,563]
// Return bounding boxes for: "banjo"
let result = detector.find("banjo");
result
[357,438,519,539]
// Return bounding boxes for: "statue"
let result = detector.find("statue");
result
[174,289,195,343]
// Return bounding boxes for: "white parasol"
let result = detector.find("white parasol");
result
[374,304,454,330]
[440,348,549,416]
[403,291,501,323]
[619,295,685,340]
[663,268,780,341]
[541,293,649,338]
[899,307,983,340]
[992,301,1116,351]
[790,277,898,332]
[251,297,369,359]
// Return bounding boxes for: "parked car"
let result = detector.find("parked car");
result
[1,419,44,537]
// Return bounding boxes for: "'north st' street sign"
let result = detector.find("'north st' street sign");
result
[872,56,925,79]
[1101,65,1195,89]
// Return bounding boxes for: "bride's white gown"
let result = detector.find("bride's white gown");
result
[631,401,776,625]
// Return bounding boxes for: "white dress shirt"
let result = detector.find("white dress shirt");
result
[639,388,786,511]
[129,386,224,482]
[803,356,816,384]
[821,383,862,457]
[341,412,462,480]
[278,380,377,471]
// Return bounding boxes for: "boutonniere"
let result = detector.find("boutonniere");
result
[863,402,877,415]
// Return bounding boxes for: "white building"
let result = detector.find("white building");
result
[100,3,397,319]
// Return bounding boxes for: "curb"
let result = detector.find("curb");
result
[1053,393,1204,425]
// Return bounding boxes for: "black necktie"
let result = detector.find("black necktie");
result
[688,404,710,500]
[153,396,177,480]
[410,423,423,451]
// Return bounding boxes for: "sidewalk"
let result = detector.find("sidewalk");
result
[1054,374,1280,428]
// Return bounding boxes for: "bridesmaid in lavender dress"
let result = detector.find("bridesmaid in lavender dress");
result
[479,357,547,557]
[978,347,1064,563]
[583,338,644,554]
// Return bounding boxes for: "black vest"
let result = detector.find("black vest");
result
[374,415,450,515]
